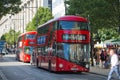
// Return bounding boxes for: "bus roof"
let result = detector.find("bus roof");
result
[58,15,88,21]
[37,15,88,29]
[18,31,37,37]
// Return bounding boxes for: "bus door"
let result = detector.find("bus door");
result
[47,23,57,71]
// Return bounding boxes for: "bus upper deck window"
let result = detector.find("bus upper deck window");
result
[59,21,89,30]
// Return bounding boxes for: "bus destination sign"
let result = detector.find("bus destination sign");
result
[62,34,86,41]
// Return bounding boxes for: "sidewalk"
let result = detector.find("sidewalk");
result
[90,65,109,76]
[89,65,120,80]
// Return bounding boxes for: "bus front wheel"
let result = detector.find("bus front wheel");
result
[48,60,51,72]
[36,59,39,68]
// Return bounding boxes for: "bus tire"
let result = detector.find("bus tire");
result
[48,60,51,72]
[36,59,39,68]
[30,58,33,65]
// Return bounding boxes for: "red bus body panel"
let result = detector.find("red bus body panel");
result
[17,31,37,62]
[56,58,89,72]
[37,56,89,72]
[19,51,31,62]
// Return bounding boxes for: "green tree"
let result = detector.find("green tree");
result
[93,28,120,42]
[1,34,6,40]
[0,0,21,19]
[26,21,35,31]
[65,0,119,32]
[26,7,53,31]
[1,29,21,45]
[65,0,120,42]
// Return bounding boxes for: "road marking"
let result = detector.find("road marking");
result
[0,70,8,80]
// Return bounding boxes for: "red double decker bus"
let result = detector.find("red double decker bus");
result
[33,15,90,72]
[16,31,37,62]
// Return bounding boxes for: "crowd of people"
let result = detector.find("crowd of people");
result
[93,46,120,69]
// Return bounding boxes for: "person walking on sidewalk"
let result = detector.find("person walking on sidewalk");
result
[107,49,120,80]
[100,49,107,68]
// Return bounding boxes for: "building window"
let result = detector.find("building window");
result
[48,0,52,11]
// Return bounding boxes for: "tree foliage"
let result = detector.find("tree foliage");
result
[0,29,21,45]
[65,0,120,42]
[1,34,6,41]
[0,0,21,19]
[26,7,53,31]
[93,28,120,42]
[65,0,119,32]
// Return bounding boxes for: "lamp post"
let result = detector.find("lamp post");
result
[88,15,94,66]
[36,0,38,30]
[23,7,24,33]
[10,20,16,54]
[13,22,15,50]
[12,19,24,53]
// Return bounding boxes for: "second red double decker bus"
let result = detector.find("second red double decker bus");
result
[33,15,90,72]
[16,31,37,62]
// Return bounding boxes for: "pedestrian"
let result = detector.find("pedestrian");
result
[94,49,100,65]
[107,48,120,80]
[117,47,120,55]
[104,54,110,69]
[100,49,107,68]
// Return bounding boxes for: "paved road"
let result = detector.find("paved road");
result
[0,54,113,80]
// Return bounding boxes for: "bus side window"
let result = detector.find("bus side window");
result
[52,21,57,31]
[37,48,42,55]
[45,46,49,56]
[40,47,47,56]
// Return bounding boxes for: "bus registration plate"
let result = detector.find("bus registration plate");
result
[71,68,78,71]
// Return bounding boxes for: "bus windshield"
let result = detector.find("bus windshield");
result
[25,34,36,39]
[24,46,34,54]
[59,21,89,30]
[56,43,90,63]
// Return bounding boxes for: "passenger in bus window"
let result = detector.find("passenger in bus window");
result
[57,44,64,58]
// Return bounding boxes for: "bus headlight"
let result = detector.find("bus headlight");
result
[59,64,63,68]
[26,57,29,60]
[85,64,89,68]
